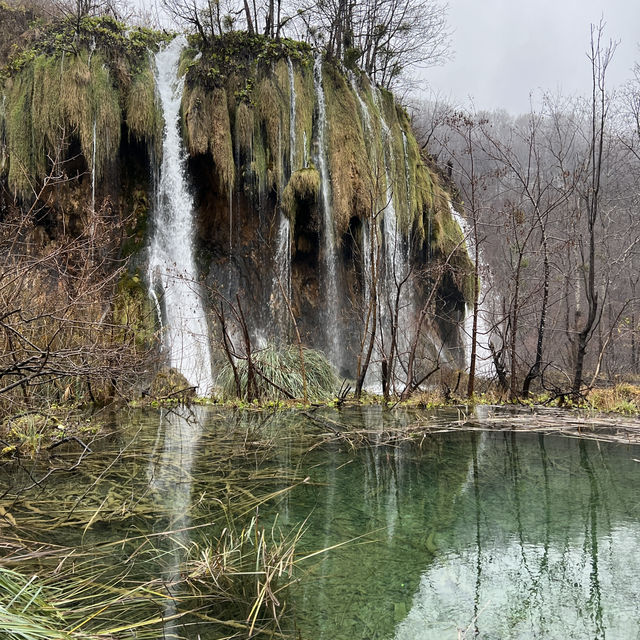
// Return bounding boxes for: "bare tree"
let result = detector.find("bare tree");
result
[571,23,617,396]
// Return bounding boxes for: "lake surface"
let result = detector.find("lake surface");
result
[2,406,640,639]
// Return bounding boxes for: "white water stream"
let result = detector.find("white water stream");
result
[448,202,494,378]
[313,55,342,368]
[147,37,214,394]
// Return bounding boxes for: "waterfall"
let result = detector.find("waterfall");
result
[270,58,298,342]
[448,202,494,377]
[147,37,214,394]
[287,57,297,171]
[374,89,413,379]
[313,55,342,369]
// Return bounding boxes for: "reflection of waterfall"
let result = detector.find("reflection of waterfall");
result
[147,38,214,394]
[313,55,342,370]
[147,406,203,637]
[448,202,494,377]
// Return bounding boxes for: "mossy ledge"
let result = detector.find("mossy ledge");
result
[0,14,166,199]
[180,33,473,304]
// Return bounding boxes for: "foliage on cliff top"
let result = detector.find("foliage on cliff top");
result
[2,13,167,77]
[183,30,312,92]
[0,15,165,197]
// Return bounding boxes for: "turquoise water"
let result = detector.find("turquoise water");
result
[3,406,640,639]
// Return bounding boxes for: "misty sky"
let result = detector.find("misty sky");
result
[422,0,640,114]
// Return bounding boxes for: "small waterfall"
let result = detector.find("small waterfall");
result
[287,57,297,171]
[349,73,373,143]
[374,89,413,380]
[448,202,494,377]
[273,213,291,339]
[270,58,297,341]
[313,55,342,369]
[147,37,214,394]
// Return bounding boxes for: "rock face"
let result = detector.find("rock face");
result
[0,19,473,387]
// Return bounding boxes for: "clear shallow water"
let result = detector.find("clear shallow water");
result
[3,406,640,639]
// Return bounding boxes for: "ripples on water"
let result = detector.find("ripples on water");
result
[3,406,639,639]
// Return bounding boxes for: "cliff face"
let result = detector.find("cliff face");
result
[0,16,473,385]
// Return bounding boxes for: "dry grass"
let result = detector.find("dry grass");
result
[586,383,640,414]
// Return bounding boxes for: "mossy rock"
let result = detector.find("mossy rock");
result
[282,167,320,222]
[113,272,157,348]
[149,368,195,400]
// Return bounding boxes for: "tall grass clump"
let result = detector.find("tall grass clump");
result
[218,344,338,401]
[187,512,304,635]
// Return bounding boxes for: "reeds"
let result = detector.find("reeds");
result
[217,345,337,402]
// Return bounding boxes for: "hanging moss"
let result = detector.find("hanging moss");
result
[255,72,287,191]
[235,101,254,154]
[322,62,369,236]
[282,167,320,223]
[126,66,162,149]
[293,60,314,170]
[3,43,160,198]
[6,68,36,196]
[183,84,235,192]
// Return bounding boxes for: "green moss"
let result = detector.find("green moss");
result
[127,66,162,148]
[113,271,157,349]
[6,67,36,195]
[282,167,320,222]
[322,62,369,235]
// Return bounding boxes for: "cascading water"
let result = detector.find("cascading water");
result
[448,202,494,377]
[313,55,342,369]
[374,89,413,378]
[147,37,214,394]
[270,58,297,341]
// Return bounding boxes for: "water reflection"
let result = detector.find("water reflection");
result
[147,405,204,637]
[3,407,640,640]
[389,433,640,640]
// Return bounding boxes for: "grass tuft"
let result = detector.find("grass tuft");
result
[217,344,338,401]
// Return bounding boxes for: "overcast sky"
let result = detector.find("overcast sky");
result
[422,0,640,114]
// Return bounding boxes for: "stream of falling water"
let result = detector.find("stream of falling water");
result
[147,37,214,394]
[448,202,494,377]
[373,89,413,383]
[313,55,342,370]
[271,59,296,340]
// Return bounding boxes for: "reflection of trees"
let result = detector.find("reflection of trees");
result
[579,440,604,639]
[395,432,640,640]
[288,413,475,640]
